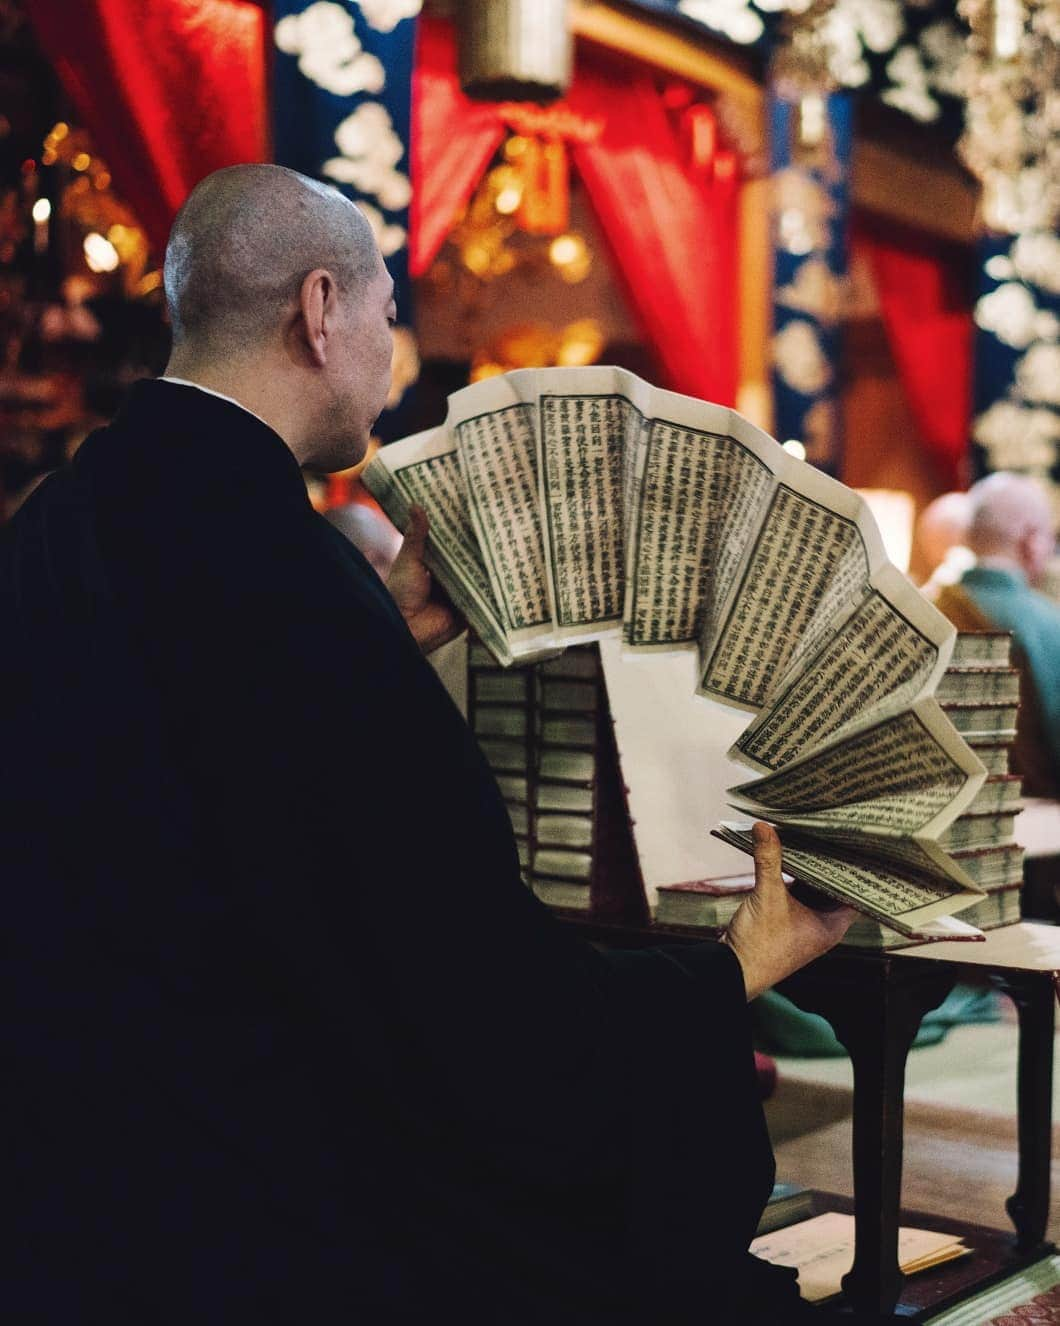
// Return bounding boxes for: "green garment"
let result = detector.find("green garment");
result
[753,985,1002,1058]
[960,565,1060,771]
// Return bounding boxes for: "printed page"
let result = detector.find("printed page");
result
[734,565,957,772]
[697,441,886,711]
[714,822,983,933]
[362,426,514,666]
[448,373,553,657]
[729,698,986,841]
[621,392,766,653]
[532,366,648,645]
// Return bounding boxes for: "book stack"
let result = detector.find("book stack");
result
[842,632,1024,948]
[939,633,1024,932]
[468,642,609,913]
[467,639,535,876]
[531,648,601,912]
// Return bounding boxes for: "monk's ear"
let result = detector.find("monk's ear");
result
[296,268,335,368]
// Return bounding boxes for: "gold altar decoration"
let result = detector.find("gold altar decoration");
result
[457,0,572,102]
[470,319,605,380]
[40,123,154,296]
[956,0,1059,233]
[437,131,598,286]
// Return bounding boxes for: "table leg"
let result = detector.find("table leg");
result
[994,970,1054,1251]
[783,961,956,1317]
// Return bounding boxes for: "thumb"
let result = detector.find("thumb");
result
[401,504,428,559]
[751,820,784,896]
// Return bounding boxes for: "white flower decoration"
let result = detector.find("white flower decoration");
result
[323,103,412,210]
[275,1,385,96]
[776,257,845,322]
[1015,344,1060,406]
[973,400,1060,471]
[881,46,940,122]
[773,320,833,395]
[822,0,905,87]
[678,0,763,46]
[773,170,835,254]
[356,0,421,33]
[355,200,407,257]
[1010,233,1060,295]
[975,283,1059,349]
[918,20,964,97]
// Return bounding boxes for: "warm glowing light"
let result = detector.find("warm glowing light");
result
[855,488,915,573]
[495,186,522,215]
[93,171,111,191]
[41,148,57,166]
[32,198,51,223]
[83,232,119,273]
[548,233,591,283]
[51,122,69,141]
[782,439,806,460]
[72,152,91,172]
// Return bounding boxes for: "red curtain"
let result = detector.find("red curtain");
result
[567,63,738,404]
[411,21,739,405]
[26,0,268,256]
[854,214,974,489]
[409,16,506,279]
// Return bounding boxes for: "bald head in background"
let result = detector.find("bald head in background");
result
[966,472,1056,584]
[164,164,397,472]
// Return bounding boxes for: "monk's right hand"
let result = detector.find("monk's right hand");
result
[720,821,856,1001]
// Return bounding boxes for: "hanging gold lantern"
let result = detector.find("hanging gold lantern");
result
[457,0,572,103]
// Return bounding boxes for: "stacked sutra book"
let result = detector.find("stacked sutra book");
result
[366,365,1008,944]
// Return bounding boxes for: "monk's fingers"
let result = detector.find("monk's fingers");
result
[750,820,785,895]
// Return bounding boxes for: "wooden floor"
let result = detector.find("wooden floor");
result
[766,1075,1060,1245]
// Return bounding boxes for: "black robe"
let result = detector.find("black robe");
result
[3,380,783,1323]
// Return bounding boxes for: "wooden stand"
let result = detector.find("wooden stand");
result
[559,915,1058,1320]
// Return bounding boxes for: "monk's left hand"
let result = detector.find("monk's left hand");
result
[387,504,465,654]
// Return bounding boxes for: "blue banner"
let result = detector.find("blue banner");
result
[273,1,419,435]
[769,91,852,475]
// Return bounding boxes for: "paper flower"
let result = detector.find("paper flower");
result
[1010,232,1060,295]
[974,283,1059,349]
[1015,344,1060,406]
[882,45,940,122]
[973,399,1060,470]
[678,0,763,46]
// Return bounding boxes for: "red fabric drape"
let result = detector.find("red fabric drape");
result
[412,21,739,405]
[410,16,506,279]
[26,0,267,255]
[567,63,738,404]
[854,214,974,489]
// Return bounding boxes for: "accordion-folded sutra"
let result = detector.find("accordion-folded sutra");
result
[364,365,989,940]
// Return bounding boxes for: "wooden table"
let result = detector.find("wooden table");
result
[560,916,1059,1321]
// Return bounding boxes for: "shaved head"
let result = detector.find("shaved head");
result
[164,164,379,359]
[967,472,1056,581]
[916,491,971,575]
